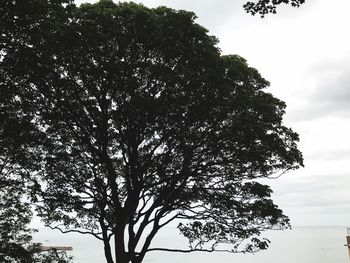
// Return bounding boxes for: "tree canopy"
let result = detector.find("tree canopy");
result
[0,0,73,262]
[1,1,303,263]
[0,70,73,263]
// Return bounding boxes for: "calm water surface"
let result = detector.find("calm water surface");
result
[32,226,349,263]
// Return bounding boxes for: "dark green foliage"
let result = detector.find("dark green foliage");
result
[0,73,38,263]
[1,1,303,263]
[0,178,33,263]
[0,77,73,263]
[0,1,74,262]
[244,0,306,17]
[0,117,73,262]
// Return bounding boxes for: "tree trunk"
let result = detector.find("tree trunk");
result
[114,228,130,263]
[103,241,114,263]
[131,255,143,263]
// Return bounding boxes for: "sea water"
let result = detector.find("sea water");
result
[32,226,349,263]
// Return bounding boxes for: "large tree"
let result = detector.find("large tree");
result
[2,1,303,263]
[0,0,74,262]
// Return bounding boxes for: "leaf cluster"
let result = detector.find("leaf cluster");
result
[244,0,306,17]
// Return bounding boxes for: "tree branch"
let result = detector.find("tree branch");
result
[146,247,236,253]
[48,226,103,240]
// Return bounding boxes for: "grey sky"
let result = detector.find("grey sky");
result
[72,0,350,227]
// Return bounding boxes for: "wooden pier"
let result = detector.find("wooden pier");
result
[39,246,73,251]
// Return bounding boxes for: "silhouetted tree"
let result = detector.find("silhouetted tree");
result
[0,52,40,262]
[0,99,73,263]
[244,0,306,17]
[0,1,74,262]
[2,1,303,263]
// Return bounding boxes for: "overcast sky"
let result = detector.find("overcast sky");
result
[72,0,350,227]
